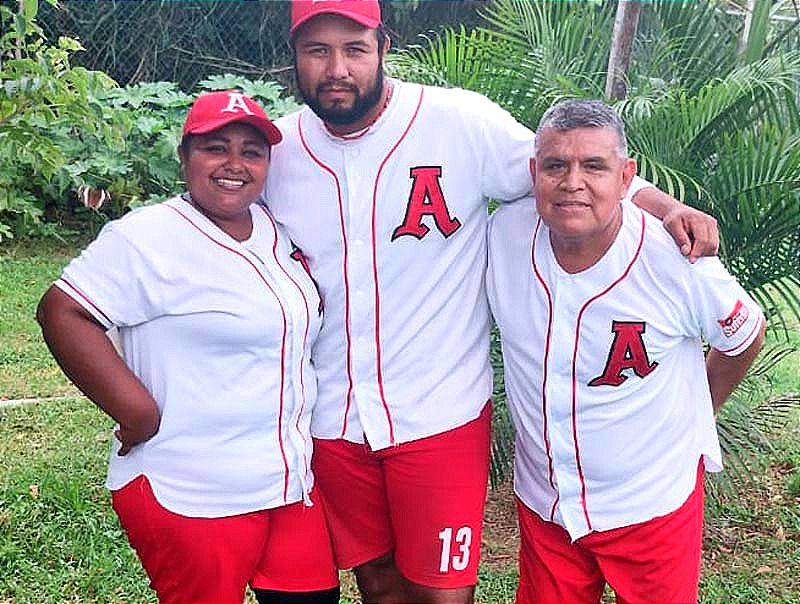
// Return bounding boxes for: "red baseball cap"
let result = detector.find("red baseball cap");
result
[182,90,282,145]
[291,0,382,33]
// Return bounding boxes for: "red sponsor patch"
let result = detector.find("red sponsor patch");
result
[718,299,750,337]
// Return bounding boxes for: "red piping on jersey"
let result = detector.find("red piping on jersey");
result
[259,205,313,474]
[570,211,646,532]
[715,315,763,354]
[298,118,355,438]
[58,278,113,325]
[530,217,559,521]
[165,203,292,503]
[370,86,425,445]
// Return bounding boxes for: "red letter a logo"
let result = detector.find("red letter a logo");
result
[588,321,658,387]
[392,167,461,240]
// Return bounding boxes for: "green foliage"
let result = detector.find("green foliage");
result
[475,565,517,603]
[0,2,116,240]
[0,5,300,241]
[741,0,772,64]
[789,468,800,498]
[0,237,84,399]
[490,325,514,487]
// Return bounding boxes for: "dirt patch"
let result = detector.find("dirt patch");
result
[482,481,519,570]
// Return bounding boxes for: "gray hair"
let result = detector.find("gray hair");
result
[535,99,628,157]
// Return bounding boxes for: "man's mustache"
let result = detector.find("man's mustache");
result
[316,82,359,94]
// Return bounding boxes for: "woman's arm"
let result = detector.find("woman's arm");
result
[36,286,161,455]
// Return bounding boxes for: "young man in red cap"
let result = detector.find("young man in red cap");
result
[264,2,721,602]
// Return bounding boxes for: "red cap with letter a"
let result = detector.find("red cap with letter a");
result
[291,0,382,33]
[182,90,282,145]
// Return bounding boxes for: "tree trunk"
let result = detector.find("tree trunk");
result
[738,0,757,56]
[15,0,26,60]
[605,0,642,100]
[740,0,772,64]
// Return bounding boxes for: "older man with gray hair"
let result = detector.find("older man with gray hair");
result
[487,99,765,604]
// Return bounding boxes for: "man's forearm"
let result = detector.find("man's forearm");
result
[706,319,767,413]
[628,178,719,261]
[631,184,679,220]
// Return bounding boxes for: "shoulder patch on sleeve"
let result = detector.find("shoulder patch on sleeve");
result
[718,299,750,337]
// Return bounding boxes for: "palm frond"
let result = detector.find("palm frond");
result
[627,152,703,204]
[637,0,740,93]
[490,325,514,487]
[705,127,800,328]
[387,26,507,91]
[389,0,615,126]
[685,53,800,153]
[638,54,800,166]
[711,392,800,498]
[759,275,800,338]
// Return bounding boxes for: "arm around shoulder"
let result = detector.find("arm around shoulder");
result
[630,179,719,263]
[37,286,160,454]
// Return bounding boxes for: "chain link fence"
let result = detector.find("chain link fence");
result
[37,0,487,91]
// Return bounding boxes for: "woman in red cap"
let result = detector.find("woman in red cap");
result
[36,91,340,604]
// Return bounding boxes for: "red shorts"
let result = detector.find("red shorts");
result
[312,402,492,589]
[516,462,705,604]
[111,475,338,603]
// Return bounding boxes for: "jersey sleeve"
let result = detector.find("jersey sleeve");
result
[474,94,535,201]
[688,258,764,356]
[55,221,164,329]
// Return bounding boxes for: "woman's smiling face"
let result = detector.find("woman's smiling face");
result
[180,122,269,228]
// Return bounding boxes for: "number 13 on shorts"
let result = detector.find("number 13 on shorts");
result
[438,526,472,572]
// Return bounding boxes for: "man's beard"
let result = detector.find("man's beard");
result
[298,66,385,126]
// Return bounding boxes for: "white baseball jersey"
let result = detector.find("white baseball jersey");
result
[265,79,535,449]
[56,197,322,517]
[487,199,763,540]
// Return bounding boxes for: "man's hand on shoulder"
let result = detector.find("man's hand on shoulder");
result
[662,204,719,263]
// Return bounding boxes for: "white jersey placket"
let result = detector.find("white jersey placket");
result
[535,228,593,538]
[241,207,315,502]
[340,140,392,448]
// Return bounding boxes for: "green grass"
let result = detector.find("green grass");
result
[0,398,153,603]
[0,238,88,400]
[701,448,800,603]
[1,238,798,603]
[765,333,800,395]
[475,566,517,604]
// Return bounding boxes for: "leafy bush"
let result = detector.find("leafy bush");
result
[0,4,299,241]
[94,74,299,214]
[0,1,117,239]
